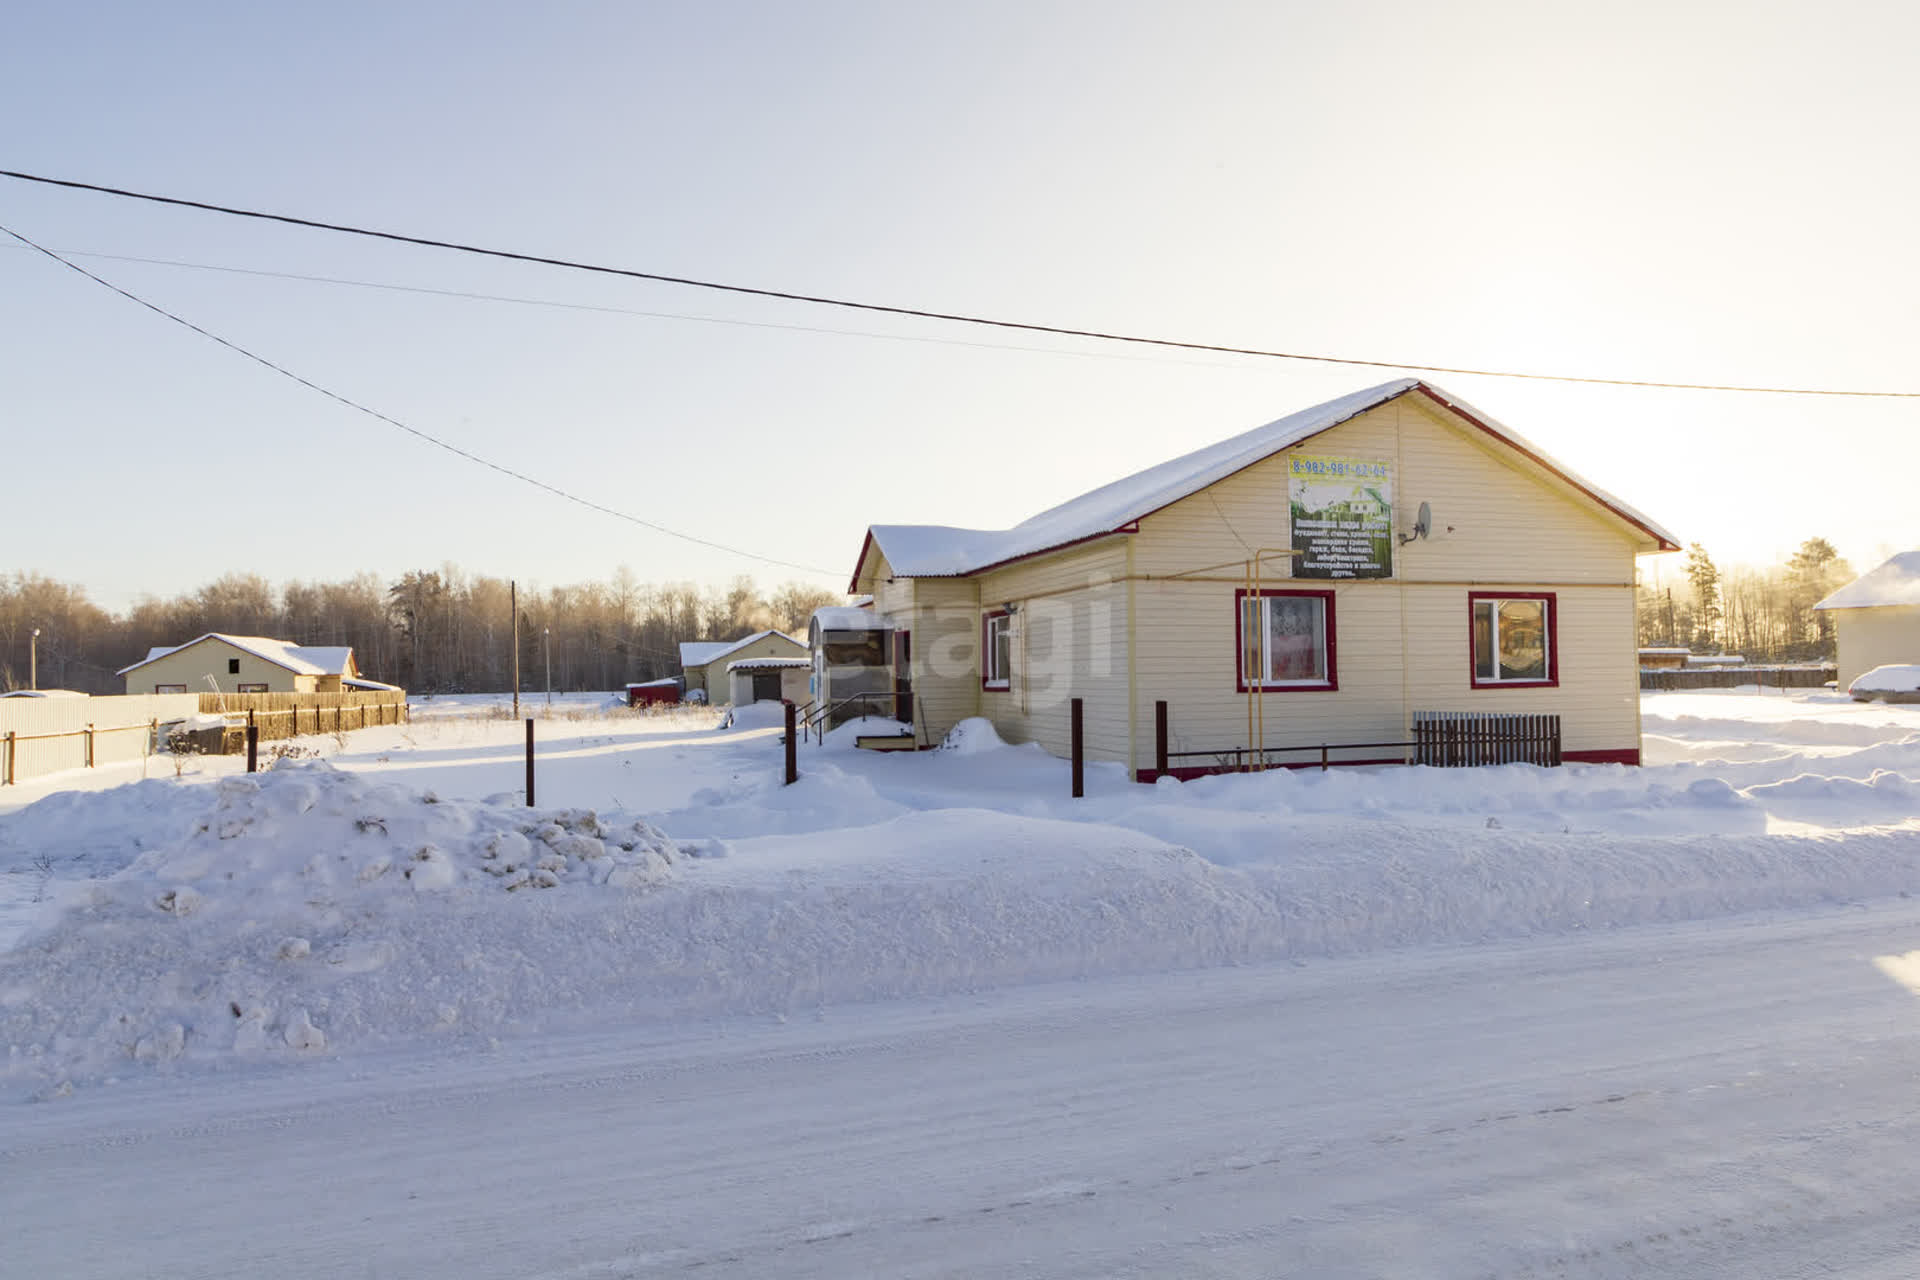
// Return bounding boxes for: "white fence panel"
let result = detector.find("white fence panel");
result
[0,694,201,785]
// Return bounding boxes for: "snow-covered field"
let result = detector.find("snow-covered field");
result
[7,686,1920,1276]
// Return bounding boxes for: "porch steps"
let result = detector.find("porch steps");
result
[854,734,921,752]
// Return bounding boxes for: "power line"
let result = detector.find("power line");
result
[0,242,1250,371]
[4,166,1917,400]
[0,220,843,580]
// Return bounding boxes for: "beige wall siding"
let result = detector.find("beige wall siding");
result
[698,633,806,704]
[1129,397,1642,585]
[123,638,314,695]
[1,693,200,783]
[973,543,1132,761]
[900,577,981,741]
[1129,580,1639,767]
[1832,606,1920,688]
[1115,393,1643,771]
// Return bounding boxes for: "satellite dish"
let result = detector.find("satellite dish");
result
[1398,502,1432,546]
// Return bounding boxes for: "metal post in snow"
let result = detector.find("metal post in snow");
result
[1070,697,1084,799]
[1155,700,1169,779]
[783,701,798,786]
[246,723,259,774]
[525,717,535,807]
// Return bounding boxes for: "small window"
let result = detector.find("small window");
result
[983,611,1011,690]
[227,658,241,675]
[1237,590,1336,690]
[237,683,269,693]
[154,683,187,694]
[1470,593,1557,687]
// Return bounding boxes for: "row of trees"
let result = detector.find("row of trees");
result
[0,568,842,695]
[1637,538,1854,662]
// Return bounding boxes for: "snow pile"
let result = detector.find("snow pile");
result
[940,716,1007,755]
[1851,664,1920,700]
[1,762,678,1091]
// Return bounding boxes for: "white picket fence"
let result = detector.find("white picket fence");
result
[0,693,201,786]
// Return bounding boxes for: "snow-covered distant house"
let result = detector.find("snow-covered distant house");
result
[833,379,1679,776]
[117,634,395,695]
[1814,551,1920,689]
[677,631,806,703]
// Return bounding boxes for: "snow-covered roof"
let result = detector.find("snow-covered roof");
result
[677,630,804,671]
[117,634,359,678]
[342,676,401,692]
[0,688,87,698]
[727,657,811,671]
[1815,551,1920,610]
[856,379,1680,584]
[810,605,892,632]
[626,677,682,689]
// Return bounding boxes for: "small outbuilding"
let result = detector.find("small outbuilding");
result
[1814,551,1920,689]
[677,631,806,703]
[625,678,682,708]
[726,657,810,706]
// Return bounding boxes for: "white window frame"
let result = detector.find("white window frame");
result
[1237,590,1335,691]
[1470,593,1556,687]
[983,611,1011,691]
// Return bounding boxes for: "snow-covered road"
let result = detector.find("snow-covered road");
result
[11,901,1920,1279]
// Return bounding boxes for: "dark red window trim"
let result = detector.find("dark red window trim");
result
[1234,588,1338,693]
[982,609,1011,691]
[1467,591,1559,689]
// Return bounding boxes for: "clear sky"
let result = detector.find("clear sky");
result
[6,1,1917,611]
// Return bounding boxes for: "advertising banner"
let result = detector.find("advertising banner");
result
[1289,455,1393,579]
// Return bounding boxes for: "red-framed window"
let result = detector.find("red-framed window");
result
[237,683,269,693]
[154,683,187,694]
[1469,592,1558,688]
[1235,589,1337,692]
[982,610,1011,691]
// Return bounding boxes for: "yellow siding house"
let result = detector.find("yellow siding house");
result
[836,379,1679,778]
[118,633,389,695]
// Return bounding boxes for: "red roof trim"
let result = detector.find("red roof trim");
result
[847,528,880,595]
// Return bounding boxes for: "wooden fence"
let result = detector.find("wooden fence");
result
[1412,711,1562,767]
[194,690,410,753]
[1640,665,1835,691]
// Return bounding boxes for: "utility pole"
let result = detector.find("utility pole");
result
[510,581,520,720]
[544,627,552,711]
[30,628,39,691]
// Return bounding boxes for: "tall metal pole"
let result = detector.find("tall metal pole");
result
[544,627,552,710]
[29,628,38,691]
[510,581,520,720]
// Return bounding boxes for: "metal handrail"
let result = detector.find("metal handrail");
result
[805,691,899,743]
